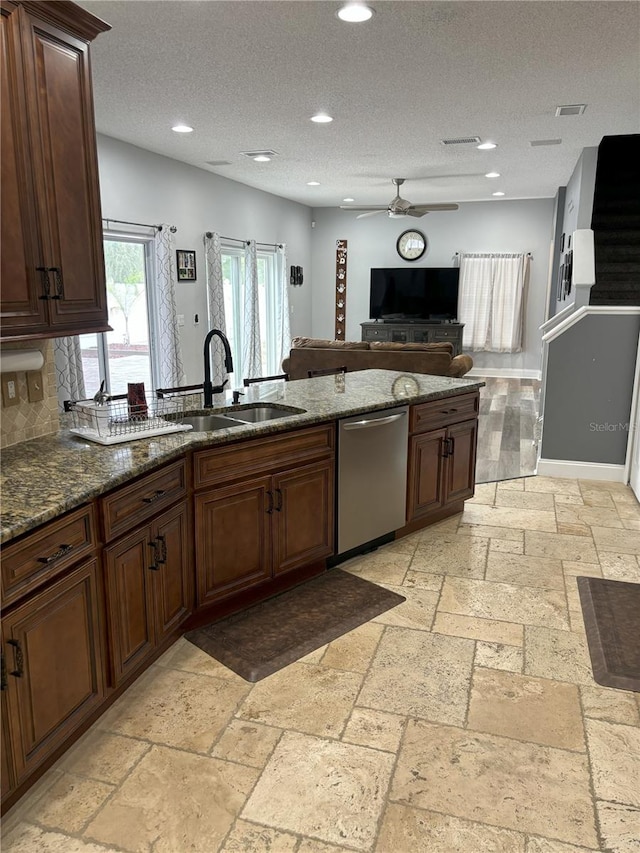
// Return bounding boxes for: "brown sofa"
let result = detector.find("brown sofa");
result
[282,337,473,380]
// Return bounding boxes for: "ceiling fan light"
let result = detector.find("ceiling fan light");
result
[336,3,374,23]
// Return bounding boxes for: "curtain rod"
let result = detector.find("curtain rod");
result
[102,217,177,233]
[206,232,283,249]
[455,251,533,259]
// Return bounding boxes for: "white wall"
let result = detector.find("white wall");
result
[310,199,554,374]
[97,135,314,384]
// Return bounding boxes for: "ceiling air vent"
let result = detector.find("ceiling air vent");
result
[241,149,279,159]
[555,104,587,117]
[441,136,481,146]
[530,139,562,146]
[206,160,232,166]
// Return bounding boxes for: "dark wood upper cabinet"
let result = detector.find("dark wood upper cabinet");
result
[0,1,110,340]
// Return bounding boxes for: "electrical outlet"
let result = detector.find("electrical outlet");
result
[1,372,20,407]
[27,369,44,402]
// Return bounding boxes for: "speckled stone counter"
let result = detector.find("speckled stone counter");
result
[1,369,483,544]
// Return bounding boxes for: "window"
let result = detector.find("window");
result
[79,235,156,395]
[221,245,281,382]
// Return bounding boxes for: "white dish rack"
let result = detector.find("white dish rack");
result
[67,391,197,445]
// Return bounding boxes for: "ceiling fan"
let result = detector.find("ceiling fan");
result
[340,178,459,219]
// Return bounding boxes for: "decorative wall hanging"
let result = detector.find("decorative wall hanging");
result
[176,249,196,281]
[335,239,347,340]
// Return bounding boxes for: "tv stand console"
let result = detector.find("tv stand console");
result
[361,321,464,356]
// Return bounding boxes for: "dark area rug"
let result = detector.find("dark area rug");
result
[185,569,405,682]
[577,576,640,692]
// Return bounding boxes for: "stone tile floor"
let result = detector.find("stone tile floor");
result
[2,476,640,852]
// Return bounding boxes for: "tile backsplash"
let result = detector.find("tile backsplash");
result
[1,340,59,449]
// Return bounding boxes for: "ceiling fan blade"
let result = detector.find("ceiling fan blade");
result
[405,209,429,218]
[339,205,386,211]
[407,203,460,213]
[356,210,386,219]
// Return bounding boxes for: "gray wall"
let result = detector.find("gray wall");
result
[97,135,314,384]
[541,313,640,464]
[551,146,598,317]
[310,199,555,375]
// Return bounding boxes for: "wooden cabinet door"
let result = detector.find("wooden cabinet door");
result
[19,11,108,335]
[407,429,447,521]
[1,655,16,802]
[272,459,335,576]
[2,559,105,780]
[444,419,478,505]
[151,501,192,641]
[104,528,156,686]
[195,477,272,605]
[0,5,48,335]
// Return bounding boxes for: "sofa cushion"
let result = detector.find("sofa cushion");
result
[291,337,369,351]
[369,341,454,354]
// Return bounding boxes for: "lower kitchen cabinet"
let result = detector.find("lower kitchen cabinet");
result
[195,457,335,606]
[407,394,478,523]
[104,500,192,685]
[1,559,105,785]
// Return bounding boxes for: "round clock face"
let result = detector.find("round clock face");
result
[392,375,420,398]
[396,229,427,261]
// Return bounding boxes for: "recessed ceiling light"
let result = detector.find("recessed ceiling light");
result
[307,181,320,186]
[311,113,333,123]
[343,197,355,202]
[336,3,374,22]
[253,155,271,162]
[485,172,500,178]
[477,141,497,150]
[492,191,505,197]
[172,124,193,133]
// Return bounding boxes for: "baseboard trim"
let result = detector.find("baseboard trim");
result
[467,367,542,380]
[536,458,627,482]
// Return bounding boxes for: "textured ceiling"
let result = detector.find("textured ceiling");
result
[80,1,640,208]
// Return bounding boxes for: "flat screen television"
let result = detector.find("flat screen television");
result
[369,267,459,322]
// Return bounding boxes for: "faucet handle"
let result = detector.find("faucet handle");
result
[232,389,245,405]
[211,378,229,395]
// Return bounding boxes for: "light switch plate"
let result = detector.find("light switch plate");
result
[1,372,20,407]
[27,369,44,402]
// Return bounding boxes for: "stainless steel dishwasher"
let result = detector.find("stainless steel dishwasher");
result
[337,406,409,554]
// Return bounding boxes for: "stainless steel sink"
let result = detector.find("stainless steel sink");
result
[180,413,245,431]
[231,405,305,423]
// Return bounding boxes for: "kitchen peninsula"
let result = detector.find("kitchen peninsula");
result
[0,369,483,810]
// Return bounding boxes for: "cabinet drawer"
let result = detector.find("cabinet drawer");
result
[410,392,479,433]
[101,459,187,542]
[1,505,96,607]
[362,328,389,341]
[194,424,335,489]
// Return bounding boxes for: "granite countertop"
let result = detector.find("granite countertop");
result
[0,369,484,544]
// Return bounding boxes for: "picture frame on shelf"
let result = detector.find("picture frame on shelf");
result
[176,249,196,281]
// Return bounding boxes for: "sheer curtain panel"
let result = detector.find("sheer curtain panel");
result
[203,232,228,382]
[459,253,528,352]
[153,225,185,388]
[242,240,263,379]
[274,245,292,371]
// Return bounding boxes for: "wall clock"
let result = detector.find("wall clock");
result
[396,229,427,261]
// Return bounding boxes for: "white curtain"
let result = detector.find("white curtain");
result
[274,244,291,372]
[242,240,263,379]
[459,253,528,352]
[54,336,86,410]
[153,225,185,388]
[203,231,228,382]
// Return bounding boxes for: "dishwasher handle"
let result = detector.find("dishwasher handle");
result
[342,411,407,431]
